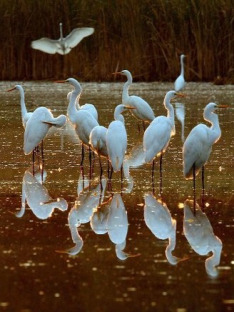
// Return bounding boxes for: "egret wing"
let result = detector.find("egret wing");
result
[31,38,59,54]
[65,27,94,48]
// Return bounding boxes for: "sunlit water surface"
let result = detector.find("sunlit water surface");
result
[0,81,233,312]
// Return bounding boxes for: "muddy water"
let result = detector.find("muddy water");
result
[0,81,233,312]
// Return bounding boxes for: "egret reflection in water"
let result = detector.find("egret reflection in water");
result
[183,199,223,277]
[16,166,68,219]
[61,175,107,255]
[144,193,179,265]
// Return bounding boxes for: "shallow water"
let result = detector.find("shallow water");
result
[0,81,233,312]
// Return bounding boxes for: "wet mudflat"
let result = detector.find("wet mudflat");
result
[0,81,233,312]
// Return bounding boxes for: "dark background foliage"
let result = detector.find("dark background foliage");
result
[0,0,233,82]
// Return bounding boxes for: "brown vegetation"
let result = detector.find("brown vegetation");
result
[0,0,233,82]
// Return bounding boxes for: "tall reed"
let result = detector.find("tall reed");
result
[0,0,233,82]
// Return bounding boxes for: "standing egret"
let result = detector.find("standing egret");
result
[7,84,33,128]
[89,125,108,176]
[24,107,66,178]
[67,91,98,121]
[143,90,184,191]
[31,22,94,55]
[183,102,227,198]
[115,70,155,129]
[174,54,186,91]
[106,104,133,182]
[56,78,99,171]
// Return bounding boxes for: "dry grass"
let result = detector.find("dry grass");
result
[0,0,233,82]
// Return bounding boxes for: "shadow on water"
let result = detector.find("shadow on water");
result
[0,81,233,312]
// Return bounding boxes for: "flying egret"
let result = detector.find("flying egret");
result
[114,69,155,129]
[183,102,227,197]
[56,78,99,171]
[31,22,94,55]
[24,106,67,178]
[174,54,186,91]
[183,199,222,277]
[7,84,33,128]
[143,90,184,191]
[106,104,134,181]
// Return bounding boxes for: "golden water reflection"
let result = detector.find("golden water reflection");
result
[0,81,233,312]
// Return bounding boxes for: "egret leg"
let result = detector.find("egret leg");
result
[99,156,103,178]
[80,143,85,168]
[41,140,44,183]
[201,166,205,210]
[159,152,163,195]
[32,148,36,176]
[193,164,196,214]
[151,159,155,181]
[88,146,92,179]
[121,165,124,193]
[142,121,146,131]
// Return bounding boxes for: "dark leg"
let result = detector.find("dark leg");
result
[89,146,92,179]
[193,164,196,214]
[99,156,103,178]
[121,165,123,193]
[80,143,85,169]
[41,140,44,183]
[142,121,146,131]
[159,153,163,195]
[32,148,36,176]
[201,166,205,210]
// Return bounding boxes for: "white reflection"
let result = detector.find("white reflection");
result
[144,193,179,265]
[107,194,129,260]
[91,193,136,260]
[175,102,185,143]
[16,166,68,219]
[183,199,223,277]
[64,176,107,255]
[123,142,145,192]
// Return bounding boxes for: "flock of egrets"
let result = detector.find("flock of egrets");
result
[7,23,227,203]
[7,57,226,203]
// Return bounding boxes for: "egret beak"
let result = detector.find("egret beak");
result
[54,80,67,83]
[112,72,122,75]
[124,105,135,109]
[217,104,229,108]
[175,92,186,98]
[7,86,16,92]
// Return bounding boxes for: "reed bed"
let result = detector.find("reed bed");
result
[0,0,233,82]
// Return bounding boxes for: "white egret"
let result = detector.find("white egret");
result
[174,54,186,91]
[7,84,33,128]
[31,22,94,55]
[24,107,66,178]
[175,102,185,142]
[56,78,99,170]
[143,90,184,189]
[89,125,108,176]
[183,102,227,195]
[67,91,98,121]
[106,104,133,178]
[115,69,155,128]
[183,199,222,277]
